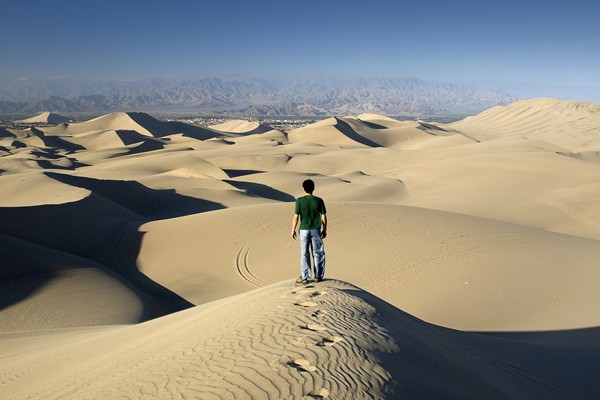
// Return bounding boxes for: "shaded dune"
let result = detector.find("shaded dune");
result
[0,186,202,313]
[115,129,166,146]
[127,112,223,140]
[0,128,16,138]
[0,233,164,330]
[30,127,85,152]
[333,117,383,147]
[224,179,296,202]
[45,172,225,219]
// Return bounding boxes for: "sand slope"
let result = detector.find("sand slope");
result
[1,99,600,398]
[450,98,600,152]
[137,201,600,331]
[2,280,599,399]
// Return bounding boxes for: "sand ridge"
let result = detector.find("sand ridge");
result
[2,280,599,399]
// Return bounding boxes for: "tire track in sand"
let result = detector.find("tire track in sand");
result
[235,245,267,287]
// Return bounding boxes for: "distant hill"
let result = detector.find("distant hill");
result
[0,77,516,116]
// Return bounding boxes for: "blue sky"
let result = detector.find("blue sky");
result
[2,0,599,88]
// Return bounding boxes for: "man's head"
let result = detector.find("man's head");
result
[302,179,315,194]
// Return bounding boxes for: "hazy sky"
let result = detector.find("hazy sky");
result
[2,0,599,87]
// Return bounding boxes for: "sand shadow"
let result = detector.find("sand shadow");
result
[338,283,600,399]
[126,112,221,140]
[0,194,195,315]
[0,233,167,319]
[224,180,295,202]
[417,121,450,134]
[36,159,88,170]
[334,118,382,147]
[46,172,225,219]
[115,129,166,146]
[0,234,48,312]
[478,327,600,345]
[358,120,389,130]
[0,128,15,138]
[11,140,27,148]
[28,148,89,170]
[0,175,227,317]
[30,127,86,152]
[223,169,264,178]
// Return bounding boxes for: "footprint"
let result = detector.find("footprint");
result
[302,323,328,332]
[318,336,344,347]
[311,309,327,318]
[295,301,318,308]
[293,288,316,295]
[294,289,328,297]
[308,388,330,398]
[290,359,318,372]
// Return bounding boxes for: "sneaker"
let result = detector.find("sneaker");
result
[295,277,304,283]
[301,279,310,285]
[313,277,323,283]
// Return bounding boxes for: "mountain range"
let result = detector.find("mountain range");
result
[0,77,516,117]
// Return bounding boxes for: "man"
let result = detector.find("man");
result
[291,179,327,284]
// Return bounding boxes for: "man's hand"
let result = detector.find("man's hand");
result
[291,214,299,240]
[320,230,327,239]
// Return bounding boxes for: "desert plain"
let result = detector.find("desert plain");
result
[1,98,600,399]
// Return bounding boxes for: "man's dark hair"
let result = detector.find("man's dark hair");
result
[303,179,315,193]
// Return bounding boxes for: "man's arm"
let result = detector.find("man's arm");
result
[291,214,299,239]
[320,213,327,239]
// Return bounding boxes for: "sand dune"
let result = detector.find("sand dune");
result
[1,280,599,399]
[15,111,70,124]
[136,201,600,331]
[0,233,159,331]
[40,111,223,142]
[450,98,600,152]
[2,99,600,399]
[210,119,274,135]
[288,114,473,149]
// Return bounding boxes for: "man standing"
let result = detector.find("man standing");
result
[291,179,327,284]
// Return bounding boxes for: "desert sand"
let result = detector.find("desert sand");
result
[1,98,600,399]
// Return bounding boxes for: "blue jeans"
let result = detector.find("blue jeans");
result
[299,229,325,280]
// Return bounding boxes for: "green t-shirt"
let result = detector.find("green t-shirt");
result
[295,195,327,230]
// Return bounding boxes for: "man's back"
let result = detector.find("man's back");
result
[295,195,326,230]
